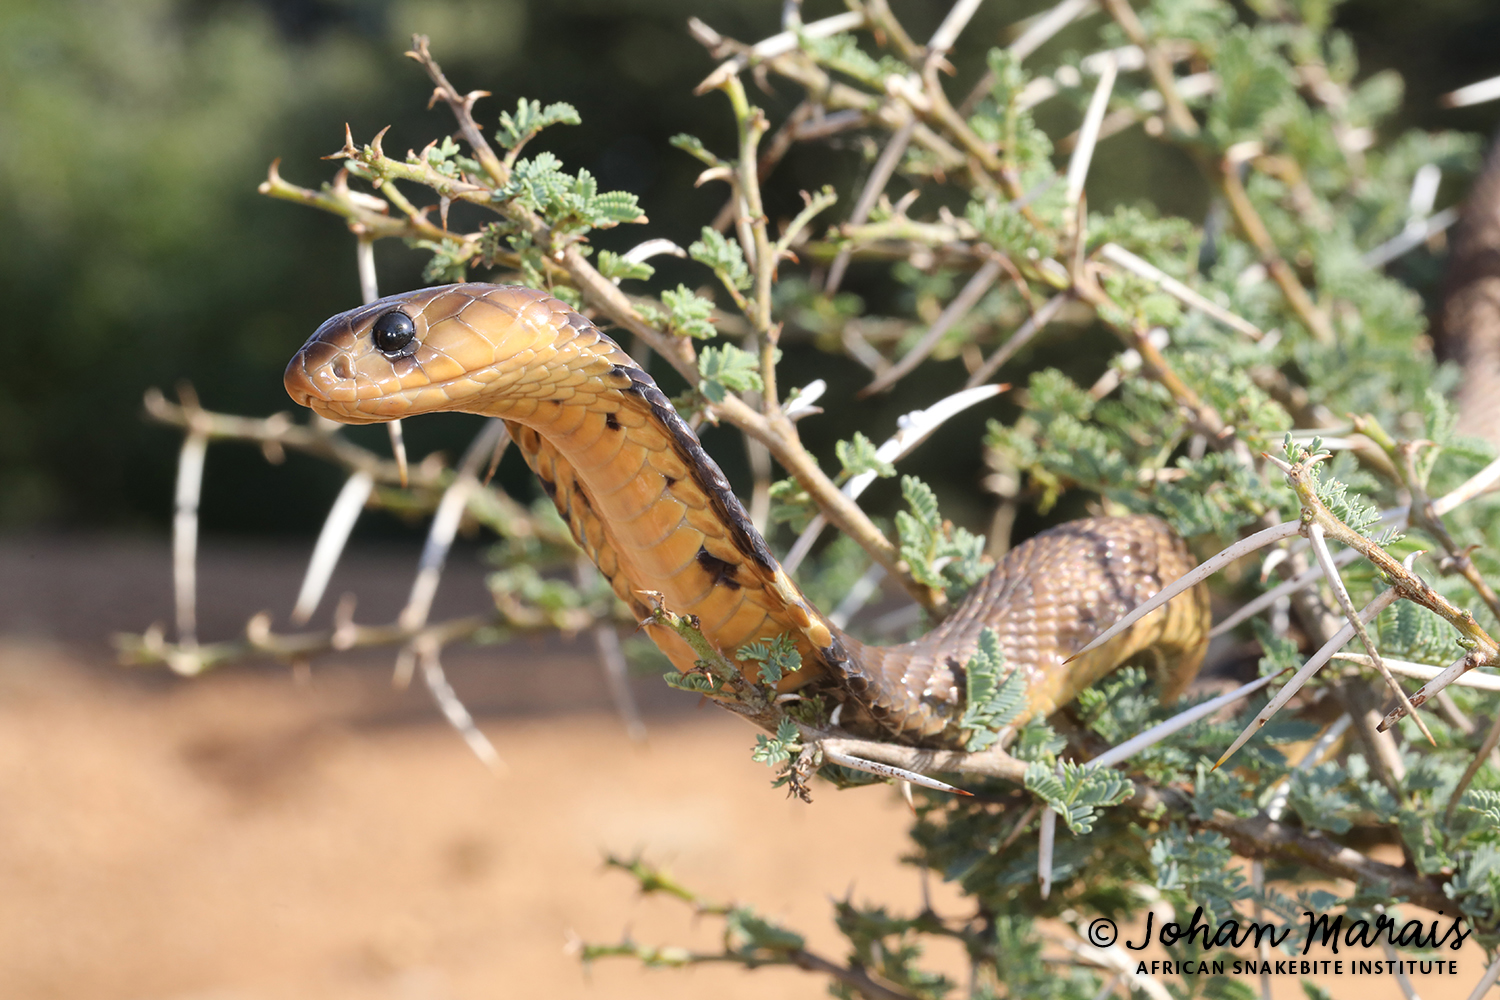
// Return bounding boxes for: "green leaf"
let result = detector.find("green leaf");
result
[739,633,802,687]
[750,717,800,767]
[835,432,895,480]
[496,98,581,150]
[689,227,751,292]
[660,285,718,340]
[1024,760,1134,835]
[596,249,655,283]
[669,132,722,167]
[698,344,763,403]
[959,628,1027,751]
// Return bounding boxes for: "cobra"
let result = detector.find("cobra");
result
[285,283,1211,747]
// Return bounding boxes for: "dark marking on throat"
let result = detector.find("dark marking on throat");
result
[696,547,741,590]
[605,412,621,431]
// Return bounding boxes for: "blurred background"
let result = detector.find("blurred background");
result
[2,1,1500,998]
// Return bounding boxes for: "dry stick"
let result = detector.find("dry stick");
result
[964,294,1071,388]
[1214,585,1401,769]
[782,383,1005,574]
[1037,798,1058,899]
[1098,243,1264,340]
[1307,522,1434,744]
[417,640,505,773]
[290,470,375,625]
[861,254,1005,394]
[1209,548,1356,637]
[1066,521,1302,664]
[399,421,509,633]
[405,35,509,186]
[825,116,916,295]
[691,9,868,95]
[1100,0,1336,346]
[822,747,972,796]
[171,427,208,656]
[1065,55,1119,208]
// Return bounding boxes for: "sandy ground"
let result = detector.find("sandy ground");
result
[0,537,1493,1000]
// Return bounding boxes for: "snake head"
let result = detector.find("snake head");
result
[285,283,585,424]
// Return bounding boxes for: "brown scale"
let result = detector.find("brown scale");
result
[286,283,1211,747]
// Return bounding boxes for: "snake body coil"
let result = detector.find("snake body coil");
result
[286,284,1211,747]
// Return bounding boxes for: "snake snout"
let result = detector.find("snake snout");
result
[284,337,353,407]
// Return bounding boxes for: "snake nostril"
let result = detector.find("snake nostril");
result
[331,354,352,379]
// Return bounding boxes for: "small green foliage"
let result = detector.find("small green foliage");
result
[768,476,819,533]
[1150,826,1252,921]
[958,628,1026,751]
[1012,716,1067,762]
[697,344,763,402]
[657,284,718,340]
[595,249,654,283]
[1252,618,1302,675]
[1024,761,1134,835]
[967,198,1057,261]
[750,717,800,767]
[725,906,805,954]
[1288,762,1362,834]
[662,669,721,694]
[496,98,581,151]
[414,237,471,283]
[894,477,991,602]
[421,135,481,178]
[689,226,751,292]
[1465,790,1500,830]
[668,132,722,166]
[798,33,907,87]
[498,152,643,237]
[739,634,802,686]
[835,432,895,480]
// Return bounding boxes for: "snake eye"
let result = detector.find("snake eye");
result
[371,310,416,357]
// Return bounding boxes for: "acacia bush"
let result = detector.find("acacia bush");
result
[127,1,1500,997]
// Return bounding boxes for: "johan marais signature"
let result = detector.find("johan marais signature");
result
[1121,907,1471,955]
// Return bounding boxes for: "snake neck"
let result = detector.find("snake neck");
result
[464,330,876,721]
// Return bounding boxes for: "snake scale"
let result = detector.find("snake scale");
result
[285,283,1211,748]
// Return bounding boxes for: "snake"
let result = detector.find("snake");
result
[284,283,1212,748]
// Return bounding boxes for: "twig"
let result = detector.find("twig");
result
[417,640,505,772]
[1064,55,1118,207]
[171,428,208,654]
[826,117,916,295]
[1066,521,1302,664]
[291,470,375,624]
[1038,804,1058,899]
[964,293,1071,388]
[1214,585,1401,769]
[576,560,647,743]
[1098,243,1263,340]
[860,255,1006,395]
[782,384,1005,573]
[1306,522,1433,744]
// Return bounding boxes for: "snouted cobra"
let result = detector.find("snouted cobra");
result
[285,283,1212,748]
